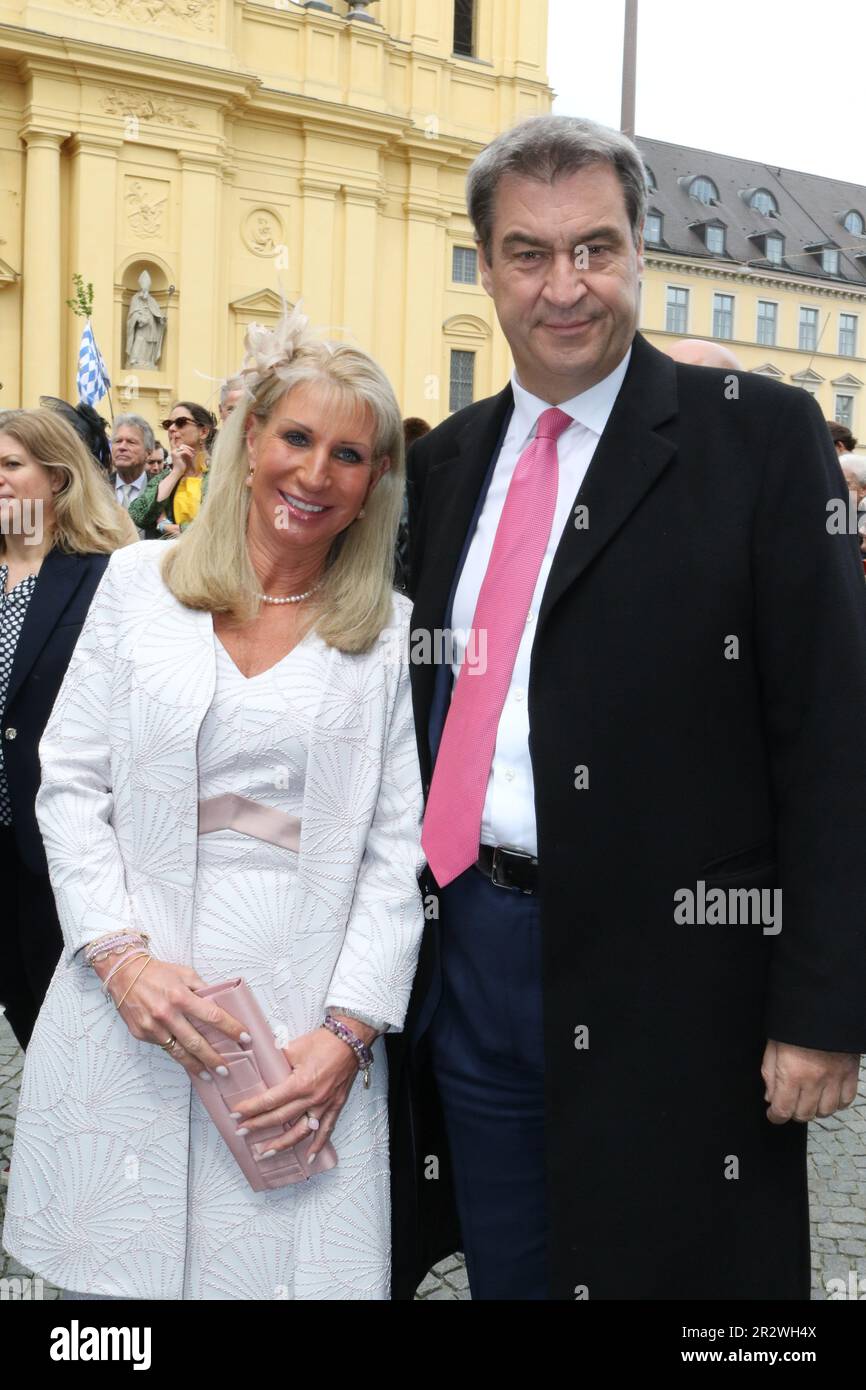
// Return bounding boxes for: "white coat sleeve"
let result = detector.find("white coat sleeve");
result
[325,611,426,1035]
[35,547,141,962]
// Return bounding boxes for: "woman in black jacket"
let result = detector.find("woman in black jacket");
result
[0,408,137,1050]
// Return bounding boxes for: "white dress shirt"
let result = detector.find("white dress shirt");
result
[114,470,148,508]
[450,348,632,856]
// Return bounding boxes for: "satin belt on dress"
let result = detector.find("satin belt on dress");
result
[197,793,301,851]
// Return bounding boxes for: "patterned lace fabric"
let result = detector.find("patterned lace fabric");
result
[0,562,38,825]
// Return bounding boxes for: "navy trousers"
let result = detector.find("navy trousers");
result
[423,865,549,1300]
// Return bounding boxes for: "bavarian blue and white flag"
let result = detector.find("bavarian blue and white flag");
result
[76,319,111,405]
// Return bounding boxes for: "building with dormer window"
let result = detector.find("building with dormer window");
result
[637,136,866,441]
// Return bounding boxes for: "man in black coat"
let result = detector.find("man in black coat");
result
[388,114,866,1301]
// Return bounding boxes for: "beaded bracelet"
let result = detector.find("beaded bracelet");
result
[100,951,152,998]
[85,931,151,967]
[322,1013,374,1089]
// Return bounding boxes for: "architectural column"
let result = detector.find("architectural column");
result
[21,129,64,405]
[66,134,122,403]
[299,177,339,329]
[340,185,382,351]
[402,154,448,417]
[177,151,222,401]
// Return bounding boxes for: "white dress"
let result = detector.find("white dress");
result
[182,633,391,1300]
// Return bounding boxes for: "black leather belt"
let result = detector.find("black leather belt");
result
[474,843,539,894]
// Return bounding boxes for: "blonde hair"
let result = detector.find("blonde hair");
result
[0,408,139,556]
[161,317,405,653]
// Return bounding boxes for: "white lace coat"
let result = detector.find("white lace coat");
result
[2,541,425,1299]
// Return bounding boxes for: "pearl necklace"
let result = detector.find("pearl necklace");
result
[256,577,324,605]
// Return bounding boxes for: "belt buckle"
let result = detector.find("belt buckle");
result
[490,844,537,894]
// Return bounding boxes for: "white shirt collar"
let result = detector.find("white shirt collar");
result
[509,344,632,447]
[115,470,146,492]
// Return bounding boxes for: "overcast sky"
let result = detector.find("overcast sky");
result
[548,0,866,186]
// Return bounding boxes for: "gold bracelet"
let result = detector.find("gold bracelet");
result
[114,956,153,1011]
[100,951,151,999]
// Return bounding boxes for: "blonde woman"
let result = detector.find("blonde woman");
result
[2,308,426,1300]
[0,409,136,1051]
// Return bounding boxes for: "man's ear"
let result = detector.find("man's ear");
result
[477,239,494,298]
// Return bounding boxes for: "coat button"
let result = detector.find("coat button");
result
[3,727,16,740]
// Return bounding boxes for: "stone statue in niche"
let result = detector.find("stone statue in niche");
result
[125,270,167,368]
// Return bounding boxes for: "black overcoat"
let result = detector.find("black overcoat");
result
[2,548,109,875]
[388,332,866,1300]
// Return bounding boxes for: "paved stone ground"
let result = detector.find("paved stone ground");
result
[1,1014,863,1301]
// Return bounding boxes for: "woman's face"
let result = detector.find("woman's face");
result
[166,406,208,458]
[0,432,64,535]
[245,380,389,557]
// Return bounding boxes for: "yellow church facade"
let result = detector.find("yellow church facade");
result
[0,0,550,430]
[3,1,866,439]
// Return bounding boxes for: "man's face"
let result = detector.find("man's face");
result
[112,425,148,479]
[220,388,244,422]
[478,164,643,403]
[842,468,866,505]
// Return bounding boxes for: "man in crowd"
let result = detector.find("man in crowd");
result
[111,414,154,538]
[667,337,742,369]
[219,375,245,422]
[828,420,858,460]
[145,441,168,477]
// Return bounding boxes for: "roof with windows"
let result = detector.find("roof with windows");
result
[636,136,866,285]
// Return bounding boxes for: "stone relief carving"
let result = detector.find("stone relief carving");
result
[242,208,285,258]
[70,0,215,31]
[124,180,168,239]
[101,88,199,130]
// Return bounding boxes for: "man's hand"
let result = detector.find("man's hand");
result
[761,1039,860,1124]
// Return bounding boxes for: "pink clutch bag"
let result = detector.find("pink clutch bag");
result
[191,977,338,1191]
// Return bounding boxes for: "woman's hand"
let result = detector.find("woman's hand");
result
[230,1022,373,1163]
[91,954,249,1080]
[170,441,197,476]
[155,450,192,504]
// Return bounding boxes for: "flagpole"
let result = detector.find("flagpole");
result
[621,0,638,139]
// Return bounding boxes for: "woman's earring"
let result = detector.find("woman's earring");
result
[357,506,366,519]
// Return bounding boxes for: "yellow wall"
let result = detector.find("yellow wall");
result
[0,0,551,430]
[640,254,866,443]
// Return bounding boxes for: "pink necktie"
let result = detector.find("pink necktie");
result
[421,406,573,887]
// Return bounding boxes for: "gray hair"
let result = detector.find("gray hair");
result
[112,413,154,453]
[220,374,245,409]
[467,114,649,261]
[842,456,866,488]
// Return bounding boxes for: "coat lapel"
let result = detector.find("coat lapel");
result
[5,549,90,709]
[538,333,679,631]
[411,384,514,736]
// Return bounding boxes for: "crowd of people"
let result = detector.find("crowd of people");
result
[0,112,864,1303]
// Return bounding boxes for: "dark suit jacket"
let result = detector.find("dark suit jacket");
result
[389,331,866,1300]
[2,548,110,875]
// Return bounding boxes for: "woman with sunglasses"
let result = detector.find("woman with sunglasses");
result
[128,401,216,538]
